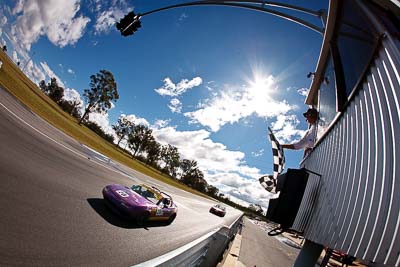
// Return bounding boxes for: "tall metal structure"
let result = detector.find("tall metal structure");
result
[293,1,400,266]
[117,1,326,36]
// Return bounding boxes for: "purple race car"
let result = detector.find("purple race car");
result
[102,184,177,224]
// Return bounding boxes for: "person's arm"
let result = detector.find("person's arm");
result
[282,128,311,150]
[281,144,295,149]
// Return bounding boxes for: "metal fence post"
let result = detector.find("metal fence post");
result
[292,239,324,267]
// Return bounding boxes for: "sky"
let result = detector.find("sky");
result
[0,0,328,209]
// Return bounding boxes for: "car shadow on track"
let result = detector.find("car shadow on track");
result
[87,198,170,230]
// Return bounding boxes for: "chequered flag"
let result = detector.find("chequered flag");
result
[269,127,285,178]
[259,174,277,193]
[259,127,285,193]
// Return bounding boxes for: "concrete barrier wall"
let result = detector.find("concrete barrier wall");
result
[135,215,243,267]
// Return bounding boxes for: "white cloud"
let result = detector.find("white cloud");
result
[207,172,272,209]
[297,87,309,97]
[184,76,292,132]
[63,88,83,107]
[121,114,149,126]
[67,68,75,75]
[151,126,274,206]
[94,10,114,34]
[12,50,20,63]
[251,149,264,157]
[0,15,6,25]
[0,37,6,47]
[178,13,188,22]
[205,81,216,91]
[91,0,132,35]
[23,60,45,84]
[40,61,65,88]
[152,126,259,178]
[85,112,146,146]
[168,98,182,113]
[154,119,170,129]
[0,14,7,36]
[88,0,102,13]
[88,112,115,136]
[224,186,272,209]
[155,77,202,97]
[271,114,306,143]
[11,0,24,15]
[11,0,90,50]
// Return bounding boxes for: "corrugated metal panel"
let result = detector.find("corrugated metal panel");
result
[295,36,400,266]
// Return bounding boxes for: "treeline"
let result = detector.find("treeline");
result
[111,116,220,197]
[39,78,82,118]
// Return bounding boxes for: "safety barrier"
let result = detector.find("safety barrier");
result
[134,215,243,267]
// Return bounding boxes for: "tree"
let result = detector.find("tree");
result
[145,139,161,165]
[48,78,64,103]
[206,185,219,197]
[127,124,154,157]
[62,89,83,117]
[179,159,208,192]
[112,116,134,147]
[58,99,81,118]
[69,99,82,117]
[39,80,47,92]
[180,159,198,178]
[249,204,264,215]
[190,169,207,192]
[38,78,64,103]
[79,70,118,124]
[161,144,180,177]
[83,121,114,143]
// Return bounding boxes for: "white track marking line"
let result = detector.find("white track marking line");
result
[0,102,133,179]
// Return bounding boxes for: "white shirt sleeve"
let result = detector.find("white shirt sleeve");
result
[293,124,316,150]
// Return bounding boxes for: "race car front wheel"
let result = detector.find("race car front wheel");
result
[166,214,176,225]
[136,212,149,226]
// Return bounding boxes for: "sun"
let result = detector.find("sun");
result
[247,70,275,97]
[249,76,268,91]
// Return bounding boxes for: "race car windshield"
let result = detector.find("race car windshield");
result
[131,185,161,204]
[215,205,225,210]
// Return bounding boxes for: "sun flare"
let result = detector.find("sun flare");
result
[246,69,275,100]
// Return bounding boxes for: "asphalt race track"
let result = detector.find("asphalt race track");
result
[0,86,242,266]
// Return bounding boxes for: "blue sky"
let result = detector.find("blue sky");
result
[0,0,327,208]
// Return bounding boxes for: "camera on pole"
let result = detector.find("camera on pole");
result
[116,12,142,37]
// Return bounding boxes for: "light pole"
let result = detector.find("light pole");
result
[22,52,35,72]
[117,1,326,36]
